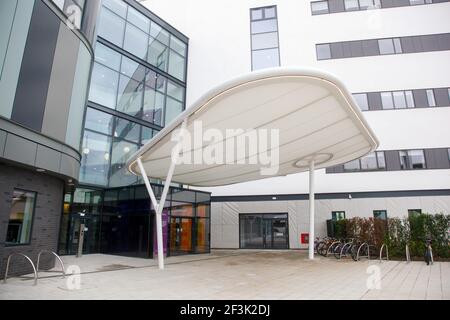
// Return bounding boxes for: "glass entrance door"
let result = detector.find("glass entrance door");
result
[169,217,193,255]
[240,213,289,249]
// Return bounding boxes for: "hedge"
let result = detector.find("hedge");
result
[330,213,450,259]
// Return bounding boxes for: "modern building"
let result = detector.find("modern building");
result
[57,0,211,260]
[1,0,449,279]
[0,0,210,278]
[140,0,450,250]
[0,0,100,277]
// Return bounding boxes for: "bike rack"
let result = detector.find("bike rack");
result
[405,244,411,263]
[326,241,341,257]
[3,253,38,286]
[379,244,389,263]
[37,250,65,279]
[356,242,370,261]
[339,242,353,259]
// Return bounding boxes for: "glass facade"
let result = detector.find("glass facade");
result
[239,213,289,249]
[60,0,208,259]
[59,185,211,258]
[83,0,188,188]
[97,0,187,81]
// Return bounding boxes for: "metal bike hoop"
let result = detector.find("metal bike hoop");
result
[406,244,411,263]
[37,250,66,279]
[326,241,341,257]
[356,242,370,261]
[339,242,352,259]
[3,253,38,286]
[379,244,389,263]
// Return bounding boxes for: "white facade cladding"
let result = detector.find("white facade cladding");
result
[141,0,450,248]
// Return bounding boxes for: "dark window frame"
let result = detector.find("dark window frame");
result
[5,189,38,247]
[373,210,388,220]
[250,5,281,71]
[310,0,446,15]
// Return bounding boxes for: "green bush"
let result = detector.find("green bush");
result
[334,213,449,259]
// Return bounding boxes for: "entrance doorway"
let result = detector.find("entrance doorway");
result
[239,213,289,249]
[169,217,193,255]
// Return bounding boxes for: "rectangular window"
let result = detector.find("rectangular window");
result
[344,159,361,171]
[311,1,329,15]
[399,149,426,169]
[426,89,436,107]
[250,6,280,70]
[6,190,36,245]
[381,92,394,109]
[353,93,369,111]
[360,152,378,170]
[316,44,331,60]
[405,90,415,108]
[393,91,407,109]
[332,211,346,221]
[373,210,387,220]
[344,0,360,11]
[378,39,395,55]
[393,38,403,53]
[376,151,386,169]
[408,209,422,218]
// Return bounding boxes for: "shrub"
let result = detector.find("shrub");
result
[332,213,449,259]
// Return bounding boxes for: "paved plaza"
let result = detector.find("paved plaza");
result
[0,250,449,300]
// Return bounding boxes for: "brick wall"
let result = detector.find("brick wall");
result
[0,162,64,278]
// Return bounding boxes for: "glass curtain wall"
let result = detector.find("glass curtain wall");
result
[59,184,211,258]
[82,0,188,189]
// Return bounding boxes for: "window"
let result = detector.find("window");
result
[405,91,415,108]
[392,91,407,109]
[353,93,369,111]
[359,0,380,9]
[426,89,436,107]
[373,210,387,220]
[345,0,360,11]
[381,92,394,109]
[98,8,125,48]
[408,209,422,218]
[97,1,188,80]
[399,150,426,169]
[316,44,331,60]
[393,38,402,53]
[378,39,395,55]
[311,1,329,15]
[360,152,378,170]
[250,6,280,70]
[377,152,386,169]
[344,159,360,171]
[6,190,36,245]
[89,63,120,109]
[332,211,346,221]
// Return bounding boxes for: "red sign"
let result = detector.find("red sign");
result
[301,233,309,244]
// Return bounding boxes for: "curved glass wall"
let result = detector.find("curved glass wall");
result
[89,42,185,127]
[79,107,159,187]
[97,0,187,81]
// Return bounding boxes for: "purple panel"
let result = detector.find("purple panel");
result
[153,208,169,256]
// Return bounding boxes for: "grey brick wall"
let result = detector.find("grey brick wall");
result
[0,162,64,278]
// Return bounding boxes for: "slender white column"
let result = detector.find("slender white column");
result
[308,160,315,260]
[135,120,187,270]
[137,157,165,270]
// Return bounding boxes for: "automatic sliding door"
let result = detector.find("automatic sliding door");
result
[240,214,288,249]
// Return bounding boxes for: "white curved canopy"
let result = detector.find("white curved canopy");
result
[127,67,379,187]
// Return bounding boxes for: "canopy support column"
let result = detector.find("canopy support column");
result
[136,120,187,270]
[308,160,315,260]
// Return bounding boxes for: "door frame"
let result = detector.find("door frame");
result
[239,213,290,250]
